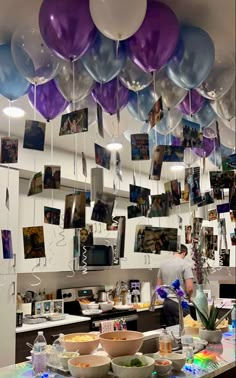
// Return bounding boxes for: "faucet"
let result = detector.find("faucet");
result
[149,285,184,344]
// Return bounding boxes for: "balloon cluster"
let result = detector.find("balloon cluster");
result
[0,0,234,157]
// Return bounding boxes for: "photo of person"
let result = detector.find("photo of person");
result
[91,191,115,224]
[192,218,203,241]
[210,170,235,189]
[60,109,88,135]
[208,209,217,221]
[230,210,236,222]
[23,120,46,151]
[34,302,42,316]
[80,225,93,248]
[23,226,45,259]
[230,232,236,246]
[229,186,236,210]
[148,97,163,129]
[163,146,185,162]
[220,249,230,267]
[171,179,181,206]
[202,227,214,258]
[185,225,192,244]
[107,216,121,231]
[116,216,126,259]
[28,172,43,196]
[94,143,111,170]
[189,167,202,205]
[129,184,150,205]
[44,165,61,189]
[42,301,52,314]
[181,190,189,202]
[131,133,150,160]
[0,137,18,163]
[143,226,178,253]
[213,188,224,200]
[53,300,64,314]
[148,194,168,217]
[97,103,104,138]
[44,206,61,225]
[217,203,230,214]
[127,205,142,219]
[182,119,203,148]
[64,192,86,229]
[1,230,13,259]
[149,146,165,180]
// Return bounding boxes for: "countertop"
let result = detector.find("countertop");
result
[16,314,91,334]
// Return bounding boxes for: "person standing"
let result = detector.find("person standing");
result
[157,244,194,326]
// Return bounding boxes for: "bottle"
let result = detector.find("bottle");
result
[231,304,236,329]
[127,290,132,305]
[159,327,172,356]
[41,289,46,301]
[181,335,194,364]
[33,331,47,377]
[51,333,64,367]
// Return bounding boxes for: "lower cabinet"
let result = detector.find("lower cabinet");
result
[15,321,90,363]
[137,308,164,332]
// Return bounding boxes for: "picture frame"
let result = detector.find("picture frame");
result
[42,300,53,315]
[34,301,43,316]
[53,300,64,314]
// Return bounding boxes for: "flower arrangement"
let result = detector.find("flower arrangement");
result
[157,279,189,310]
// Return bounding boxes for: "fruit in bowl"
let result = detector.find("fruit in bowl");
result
[63,333,99,354]
[111,355,155,378]
[68,355,111,378]
[99,331,144,358]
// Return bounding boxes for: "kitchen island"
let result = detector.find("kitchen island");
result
[3,328,236,378]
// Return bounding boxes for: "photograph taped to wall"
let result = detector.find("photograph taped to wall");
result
[230,231,236,246]
[213,188,224,200]
[198,190,215,207]
[60,109,88,135]
[91,191,115,224]
[44,165,61,189]
[131,133,149,160]
[171,179,181,206]
[80,224,93,249]
[1,230,13,259]
[23,226,45,259]
[64,192,86,229]
[28,172,43,196]
[1,137,18,163]
[116,216,126,259]
[219,249,230,267]
[97,103,104,138]
[192,218,203,241]
[23,120,46,151]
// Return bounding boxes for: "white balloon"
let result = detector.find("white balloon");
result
[222,117,236,132]
[219,120,236,149]
[103,108,142,137]
[89,0,147,41]
[184,148,199,166]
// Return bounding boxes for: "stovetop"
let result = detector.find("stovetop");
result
[84,308,137,320]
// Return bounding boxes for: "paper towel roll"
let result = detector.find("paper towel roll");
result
[140,282,151,303]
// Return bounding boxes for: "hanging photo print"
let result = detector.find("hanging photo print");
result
[28,172,43,196]
[230,230,236,246]
[23,120,46,151]
[229,187,236,210]
[80,225,93,249]
[202,226,214,258]
[82,152,87,177]
[149,146,165,180]
[198,190,214,207]
[148,194,169,217]
[134,225,178,254]
[217,203,230,214]
[210,170,235,189]
[129,184,150,205]
[1,230,13,259]
[0,137,18,163]
[171,179,181,206]
[192,218,203,241]
[148,97,163,130]
[44,165,61,189]
[219,249,230,267]
[208,209,217,221]
[64,192,86,229]
[44,206,61,225]
[94,143,111,170]
[188,167,202,205]
[97,103,104,138]
[131,134,149,160]
[162,146,185,162]
[60,109,88,135]
[23,226,45,259]
[5,187,9,210]
[230,210,236,222]
[213,188,224,200]
[116,151,122,181]
[116,216,126,259]
[221,144,236,171]
[91,192,115,224]
[127,204,148,219]
[182,119,203,148]
[107,216,121,231]
[185,225,192,244]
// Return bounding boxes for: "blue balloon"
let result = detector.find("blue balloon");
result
[81,32,127,84]
[141,123,174,155]
[208,143,234,168]
[127,86,156,122]
[183,102,216,128]
[167,26,215,89]
[0,43,30,101]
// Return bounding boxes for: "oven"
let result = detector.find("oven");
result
[90,312,138,331]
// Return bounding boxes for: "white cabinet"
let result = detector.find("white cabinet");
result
[0,274,16,367]
[0,167,19,275]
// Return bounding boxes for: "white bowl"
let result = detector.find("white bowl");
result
[153,358,172,375]
[68,355,111,378]
[87,303,99,310]
[99,302,114,311]
[165,352,186,371]
[59,352,79,370]
[111,355,155,378]
[63,333,99,354]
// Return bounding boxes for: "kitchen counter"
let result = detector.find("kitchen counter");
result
[16,314,91,333]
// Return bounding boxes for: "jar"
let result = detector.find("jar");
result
[181,335,194,364]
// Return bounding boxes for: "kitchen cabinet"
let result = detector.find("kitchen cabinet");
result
[0,274,16,367]
[15,320,90,363]
[0,167,19,275]
[137,308,164,332]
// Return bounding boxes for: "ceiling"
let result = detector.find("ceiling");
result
[0,0,235,177]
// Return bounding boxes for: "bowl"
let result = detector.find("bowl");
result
[63,333,99,354]
[86,303,100,310]
[165,352,186,371]
[99,302,114,311]
[111,355,155,378]
[68,355,111,378]
[99,331,144,358]
[153,358,172,375]
[59,351,79,370]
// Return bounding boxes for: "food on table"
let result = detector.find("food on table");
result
[155,360,171,366]
[76,362,90,368]
[184,314,228,329]
[122,358,147,367]
[78,298,91,304]
[66,335,97,342]
[111,337,127,340]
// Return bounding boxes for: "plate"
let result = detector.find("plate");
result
[114,305,134,310]
[82,309,103,315]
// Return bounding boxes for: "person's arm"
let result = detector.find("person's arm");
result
[183,263,194,298]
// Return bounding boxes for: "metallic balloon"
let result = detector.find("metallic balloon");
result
[184,148,199,166]
[81,32,127,84]
[219,120,236,149]
[172,121,183,139]
[222,117,235,132]
[208,143,234,168]
[192,136,215,158]
[154,68,187,109]
[177,89,205,115]
[119,58,153,92]
[67,94,97,127]
[142,122,173,154]
[197,47,235,100]
[210,80,235,121]
[203,126,216,139]
[183,102,216,128]
[92,79,129,114]
[55,59,94,102]
[167,26,215,89]
[155,108,182,135]
[127,86,157,122]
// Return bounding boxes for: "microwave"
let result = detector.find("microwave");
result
[78,245,117,270]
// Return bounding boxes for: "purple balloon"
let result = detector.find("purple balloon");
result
[28,80,69,121]
[126,1,179,72]
[192,136,215,158]
[92,79,130,115]
[177,89,205,115]
[39,0,96,60]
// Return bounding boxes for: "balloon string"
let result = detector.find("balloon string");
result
[83,131,87,193]
[188,90,192,117]
[51,123,54,207]
[153,71,156,93]
[137,92,140,121]
[7,100,11,226]
[33,84,37,121]
[8,100,11,137]
[139,161,141,186]
[116,76,120,129]
[72,61,75,112]
[115,40,120,59]
[74,135,78,192]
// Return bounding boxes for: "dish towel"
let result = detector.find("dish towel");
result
[100,320,114,333]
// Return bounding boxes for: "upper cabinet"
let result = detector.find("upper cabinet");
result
[0,167,19,275]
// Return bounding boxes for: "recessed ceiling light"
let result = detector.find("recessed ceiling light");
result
[3,106,25,118]
[106,142,123,151]
[170,164,185,171]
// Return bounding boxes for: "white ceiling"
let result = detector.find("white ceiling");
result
[0,0,235,176]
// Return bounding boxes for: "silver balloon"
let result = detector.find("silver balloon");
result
[210,80,235,120]
[155,108,182,135]
[184,147,199,166]
[119,58,153,92]
[219,119,236,149]
[171,121,183,139]
[197,47,235,100]
[67,94,97,127]
[222,116,236,132]
[155,68,187,109]
[55,59,95,102]
[203,126,216,139]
